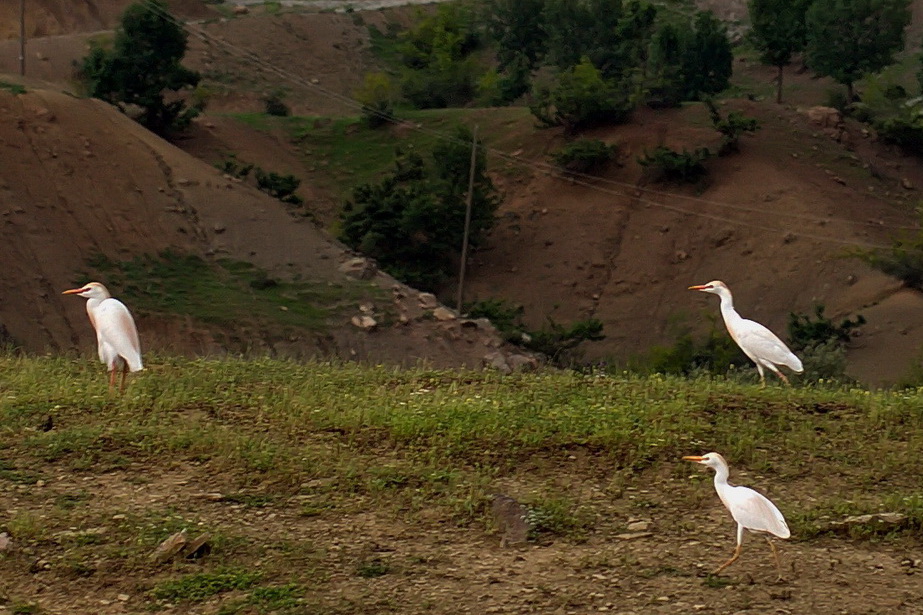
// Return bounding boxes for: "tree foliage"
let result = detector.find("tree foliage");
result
[529,57,633,134]
[747,0,811,102]
[340,127,499,290]
[680,11,733,101]
[81,0,200,137]
[397,4,481,108]
[705,99,760,155]
[805,0,912,101]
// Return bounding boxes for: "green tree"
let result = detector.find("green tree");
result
[398,4,481,108]
[805,0,912,102]
[340,127,499,290]
[81,0,200,137]
[530,57,633,134]
[748,0,811,103]
[647,22,686,108]
[487,0,547,71]
[681,11,733,100]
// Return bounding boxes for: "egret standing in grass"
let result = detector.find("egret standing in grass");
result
[63,282,143,392]
[688,280,803,385]
[683,452,790,578]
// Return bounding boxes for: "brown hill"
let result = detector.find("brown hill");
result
[0,85,534,371]
[2,1,923,385]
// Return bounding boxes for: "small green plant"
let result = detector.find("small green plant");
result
[704,99,760,155]
[787,304,865,351]
[525,496,589,541]
[643,327,749,377]
[854,223,923,290]
[262,90,290,117]
[465,298,527,343]
[356,557,390,578]
[216,154,254,179]
[550,139,617,174]
[637,146,711,183]
[524,318,605,367]
[876,103,923,156]
[354,72,396,128]
[11,603,41,615]
[152,569,262,602]
[249,584,302,609]
[0,81,26,94]
[255,168,303,205]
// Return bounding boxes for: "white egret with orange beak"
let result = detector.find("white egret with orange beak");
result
[683,452,790,578]
[63,282,143,392]
[688,280,803,385]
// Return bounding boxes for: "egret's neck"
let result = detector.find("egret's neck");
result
[711,463,730,488]
[716,289,742,328]
[86,297,105,313]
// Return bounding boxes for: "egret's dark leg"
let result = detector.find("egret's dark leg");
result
[120,364,129,393]
[108,368,117,393]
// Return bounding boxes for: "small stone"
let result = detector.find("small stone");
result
[117,594,130,602]
[432,307,456,321]
[0,533,11,551]
[626,520,650,532]
[350,315,377,331]
[614,532,653,540]
[418,293,439,309]
[150,530,189,563]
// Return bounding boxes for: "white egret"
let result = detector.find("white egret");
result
[688,280,803,385]
[63,282,143,392]
[683,452,790,577]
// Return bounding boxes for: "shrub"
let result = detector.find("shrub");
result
[255,168,303,205]
[550,139,616,174]
[644,328,749,377]
[524,318,605,367]
[787,304,865,382]
[529,57,633,135]
[855,227,923,290]
[876,105,923,156]
[705,99,760,155]
[787,304,865,352]
[263,91,290,117]
[216,154,253,179]
[354,72,396,128]
[637,146,711,183]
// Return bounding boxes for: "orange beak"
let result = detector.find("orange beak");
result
[687,285,709,291]
[62,287,87,295]
[682,455,705,462]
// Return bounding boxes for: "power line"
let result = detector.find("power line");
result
[137,0,920,253]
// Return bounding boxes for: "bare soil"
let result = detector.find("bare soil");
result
[2,459,922,614]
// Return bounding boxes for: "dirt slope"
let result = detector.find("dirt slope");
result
[0,86,532,370]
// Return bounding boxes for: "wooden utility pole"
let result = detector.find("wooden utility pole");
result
[455,126,478,313]
[19,0,26,76]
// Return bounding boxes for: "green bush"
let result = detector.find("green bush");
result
[705,99,760,155]
[529,57,633,135]
[876,112,923,156]
[637,146,711,183]
[787,304,865,352]
[855,229,923,290]
[643,328,749,377]
[263,91,290,117]
[550,139,616,174]
[355,72,396,128]
[216,154,253,179]
[255,168,303,205]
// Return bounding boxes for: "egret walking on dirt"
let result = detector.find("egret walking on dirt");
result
[688,280,803,385]
[63,282,143,392]
[683,452,790,578]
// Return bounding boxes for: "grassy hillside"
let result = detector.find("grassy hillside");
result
[1,355,922,612]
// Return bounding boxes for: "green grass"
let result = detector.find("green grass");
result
[77,249,385,332]
[152,568,262,601]
[226,107,534,200]
[2,354,923,533]
[0,81,26,95]
[2,355,923,611]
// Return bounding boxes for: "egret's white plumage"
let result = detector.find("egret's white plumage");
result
[688,280,802,385]
[683,452,790,577]
[63,282,142,391]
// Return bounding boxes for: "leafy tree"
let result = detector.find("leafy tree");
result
[748,0,811,103]
[681,10,733,100]
[646,22,686,108]
[550,138,616,174]
[487,0,547,71]
[397,4,481,108]
[805,0,912,102]
[340,127,499,290]
[354,72,396,128]
[81,0,200,137]
[705,99,760,155]
[530,57,633,134]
